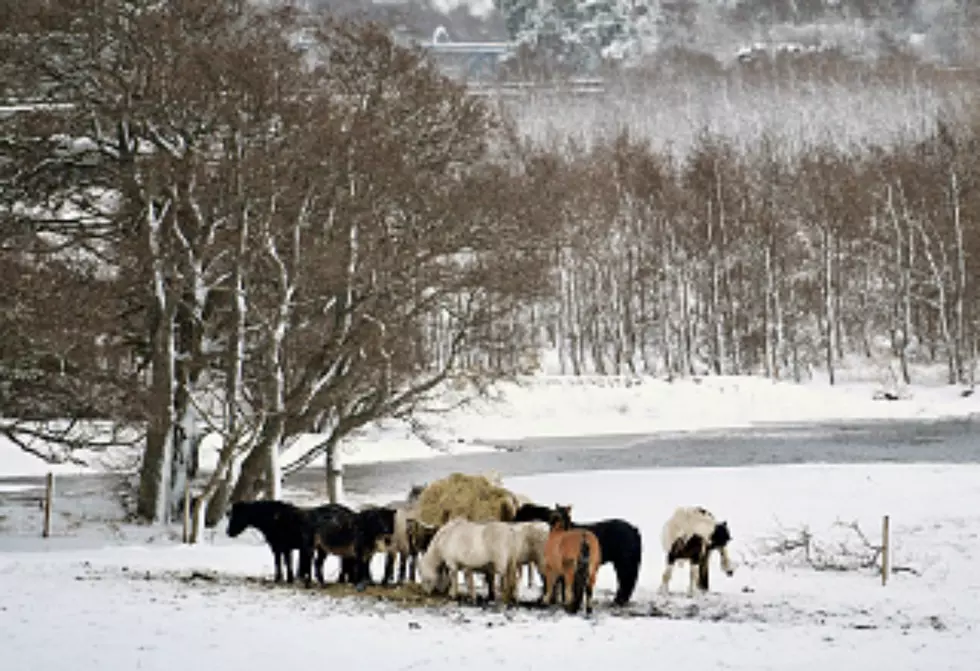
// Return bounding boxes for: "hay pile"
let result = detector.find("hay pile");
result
[416,472,518,527]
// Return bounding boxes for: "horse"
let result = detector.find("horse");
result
[381,489,437,585]
[450,519,549,601]
[518,502,643,606]
[507,520,550,598]
[660,506,734,596]
[225,499,308,584]
[541,511,601,616]
[299,503,396,589]
[418,517,520,605]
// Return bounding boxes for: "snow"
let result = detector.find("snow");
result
[3,369,979,477]
[1,463,978,670]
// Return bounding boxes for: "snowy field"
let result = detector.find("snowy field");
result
[1,463,979,671]
[2,369,979,670]
[3,370,979,477]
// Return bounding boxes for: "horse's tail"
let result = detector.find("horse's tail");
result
[613,526,642,606]
[569,535,590,614]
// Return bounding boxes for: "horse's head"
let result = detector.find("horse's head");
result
[226,502,249,538]
[417,547,448,595]
[710,521,732,549]
[710,521,735,576]
[358,507,397,551]
[549,504,573,531]
[407,518,438,554]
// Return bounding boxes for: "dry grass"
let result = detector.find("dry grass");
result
[313,580,450,608]
[171,570,458,609]
[416,472,517,527]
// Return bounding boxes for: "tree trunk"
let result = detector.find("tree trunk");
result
[952,171,966,384]
[136,204,177,523]
[229,442,268,505]
[326,442,343,503]
[823,226,836,385]
[763,244,775,378]
[169,373,198,520]
[137,352,175,522]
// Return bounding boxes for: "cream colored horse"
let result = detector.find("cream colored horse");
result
[419,517,521,604]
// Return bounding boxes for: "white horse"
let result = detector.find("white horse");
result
[419,517,520,604]
[509,521,550,594]
[660,506,734,596]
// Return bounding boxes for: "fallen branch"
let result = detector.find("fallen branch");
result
[760,518,920,577]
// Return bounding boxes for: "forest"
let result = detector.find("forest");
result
[1,0,978,528]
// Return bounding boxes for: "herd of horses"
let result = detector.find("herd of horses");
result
[225,475,735,617]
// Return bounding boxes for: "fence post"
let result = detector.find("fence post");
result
[881,515,890,586]
[42,472,54,538]
[182,486,191,544]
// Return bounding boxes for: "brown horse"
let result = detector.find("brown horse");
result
[542,505,602,616]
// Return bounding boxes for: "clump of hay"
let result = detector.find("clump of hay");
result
[318,581,449,608]
[417,472,518,527]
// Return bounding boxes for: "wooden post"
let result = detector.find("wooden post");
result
[182,486,191,544]
[42,472,54,538]
[881,515,890,586]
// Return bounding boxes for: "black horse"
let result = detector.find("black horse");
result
[226,500,309,583]
[299,503,396,589]
[515,502,643,607]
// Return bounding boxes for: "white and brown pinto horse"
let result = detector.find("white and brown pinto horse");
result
[660,506,734,596]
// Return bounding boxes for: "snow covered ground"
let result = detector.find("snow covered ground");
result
[3,370,979,477]
[1,463,978,670]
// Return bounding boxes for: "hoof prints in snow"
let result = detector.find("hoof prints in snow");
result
[92,565,954,634]
[622,596,953,633]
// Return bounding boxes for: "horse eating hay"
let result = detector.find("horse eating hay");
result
[416,473,518,528]
[418,517,520,604]
[508,520,550,597]
[660,506,734,596]
[226,500,309,584]
[300,503,395,589]
[382,486,438,585]
[541,508,601,616]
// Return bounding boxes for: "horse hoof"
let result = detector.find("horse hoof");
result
[355,582,368,593]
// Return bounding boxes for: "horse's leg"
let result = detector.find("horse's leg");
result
[585,569,595,616]
[447,563,460,600]
[398,552,408,583]
[466,569,477,603]
[688,561,699,597]
[485,568,496,603]
[697,556,710,592]
[273,548,283,583]
[660,556,674,595]
[314,548,326,586]
[285,549,295,584]
[541,569,554,605]
[383,552,395,585]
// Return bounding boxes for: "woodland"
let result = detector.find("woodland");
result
[1,0,978,529]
